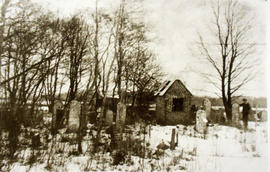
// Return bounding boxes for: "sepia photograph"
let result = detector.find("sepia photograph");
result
[0,0,268,171]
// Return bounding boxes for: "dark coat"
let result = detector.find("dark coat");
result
[240,103,251,120]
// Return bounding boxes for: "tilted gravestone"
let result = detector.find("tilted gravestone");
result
[52,100,63,134]
[105,109,114,125]
[203,98,211,121]
[232,103,240,125]
[195,110,208,134]
[68,100,81,132]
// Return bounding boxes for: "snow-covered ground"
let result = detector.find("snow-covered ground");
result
[149,122,268,172]
[1,121,268,172]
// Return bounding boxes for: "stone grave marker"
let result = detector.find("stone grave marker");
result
[116,102,126,128]
[176,126,179,146]
[52,100,63,134]
[68,100,81,132]
[112,124,122,149]
[222,111,228,123]
[114,91,127,148]
[195,110,208,134]
[261,111,267,121]
[170,128,176,150]
[232,103,240,125]
[203,98,211,120]
[31,133,41,148]
[105,109,114,125]
[81,104,89,129]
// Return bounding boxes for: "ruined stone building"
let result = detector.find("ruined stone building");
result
[154,79,193,125]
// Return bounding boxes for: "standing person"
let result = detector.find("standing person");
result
[239,98,251,130]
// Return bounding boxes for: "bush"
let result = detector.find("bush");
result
[112,150,126,165]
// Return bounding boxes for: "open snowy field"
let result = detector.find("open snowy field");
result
[149,122,268,172]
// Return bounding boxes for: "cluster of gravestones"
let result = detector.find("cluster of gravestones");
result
[195,98,239,133]
[51,100,82,134]
[52,99,127,148]
[194,99,268,133]
[195,98,243,133]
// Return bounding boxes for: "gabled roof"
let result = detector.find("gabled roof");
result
[154,80,174,96]
[154,79,192,96]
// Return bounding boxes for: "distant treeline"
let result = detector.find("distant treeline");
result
[191,96,267,108]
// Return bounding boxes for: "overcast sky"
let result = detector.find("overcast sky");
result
[31,0,269,98]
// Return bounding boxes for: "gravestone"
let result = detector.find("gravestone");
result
[203,98,211,120]
[261,111,267,121]
[81,104,89,129]
[195,110,208,133]
[176,126,179,146]
[170,128,176,150]
[68,100,81,132]
[232,103,240,125]
[223,112,228,123]
[52,100,63,134]
[31,133,41,149]
[116,102,126,128]
[105,109,114,125]
[112,124,122,149]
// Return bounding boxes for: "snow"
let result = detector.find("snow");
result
[154,80,174,96]
[149,122,268,172]
[1,121,268,172]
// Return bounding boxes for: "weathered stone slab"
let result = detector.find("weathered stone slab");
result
[195,110,208,133]
[203,98,211,120]
[232,103,240,125]
[81,104,89,129]
[113,125,122,149]
[105,109,114,125]
[176,126,179,146]
[31,133,41,148]
[116,102,126,127]
[261,111,267,121]
[170,128,176,150]
[52,100,63,133]
[68,100,81,132]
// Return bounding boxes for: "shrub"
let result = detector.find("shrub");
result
[112,150,126,165]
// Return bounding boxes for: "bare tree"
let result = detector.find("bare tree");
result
[2,1,47,115]
[123,21,162,107]
[0,0,53,156]
[112,1,129,101]
[0,0,11,97]
[198,0,257,120]
[62,16,90,106]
